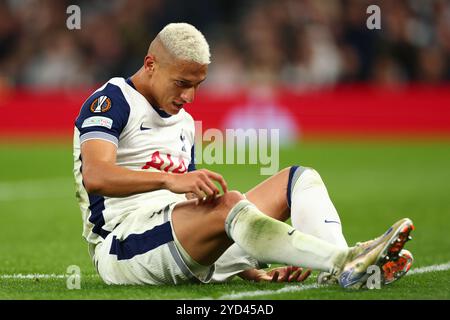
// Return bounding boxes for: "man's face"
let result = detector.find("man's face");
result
[147,57,208,115]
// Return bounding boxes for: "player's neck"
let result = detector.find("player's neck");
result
[130,70,158,107]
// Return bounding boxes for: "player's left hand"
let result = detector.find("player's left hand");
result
[239,266,311,283]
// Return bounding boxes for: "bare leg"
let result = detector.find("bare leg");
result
[171,189,347,273]
[172,167,293,266]
[171,191,244,265]
[245,167,291,222]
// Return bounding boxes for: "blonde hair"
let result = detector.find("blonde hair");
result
[157,23,211,64]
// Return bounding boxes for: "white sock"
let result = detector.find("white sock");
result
[225,200,348,273]
[289,167,348,248]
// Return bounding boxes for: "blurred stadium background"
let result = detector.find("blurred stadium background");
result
[1,0,450,139]
[0,0,449,299]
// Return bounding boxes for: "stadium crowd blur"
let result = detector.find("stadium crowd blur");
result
[0,0,449,91]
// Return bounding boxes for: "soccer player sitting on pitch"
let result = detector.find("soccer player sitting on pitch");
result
[73,23,414,288]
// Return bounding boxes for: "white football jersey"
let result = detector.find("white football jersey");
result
[73,77,196,245]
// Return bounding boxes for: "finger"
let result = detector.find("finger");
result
[287,268,299,282]
[202,176,220,195]
[298,269,312,282]
[289,268,303,282]
[198,196,207,205]
[294,268,304,281]
[204,192,217,203]
[192,187,205,201]
[290,266,300,273]
[271,271,279,283]
[197,181,215,198]
[204,170,228,193]
[281,266,291,282]
[200,183,219,204]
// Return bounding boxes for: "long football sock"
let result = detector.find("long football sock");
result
[225,200,348,273]
[288,166,348,248]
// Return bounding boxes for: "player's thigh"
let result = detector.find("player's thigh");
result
[171,191,244,266]
[245,167,291,221]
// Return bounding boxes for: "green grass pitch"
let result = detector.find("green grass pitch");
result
[0,140,449,299]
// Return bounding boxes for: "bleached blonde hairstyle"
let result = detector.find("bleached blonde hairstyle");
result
[157,23,211,64]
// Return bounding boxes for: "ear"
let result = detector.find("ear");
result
[144,54,156,74]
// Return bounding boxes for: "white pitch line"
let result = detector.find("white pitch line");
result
[406,262,450,275]
[212,283,321,300]
[1,262,449,299]
[212,261,450,300]
[0,274,67,279]
[0,273,97,279]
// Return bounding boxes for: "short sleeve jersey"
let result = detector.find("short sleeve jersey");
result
[73,77,196,244]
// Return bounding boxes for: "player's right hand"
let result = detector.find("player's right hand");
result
[165,169,228,200]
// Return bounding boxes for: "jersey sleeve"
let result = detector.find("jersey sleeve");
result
[75,83,131,146]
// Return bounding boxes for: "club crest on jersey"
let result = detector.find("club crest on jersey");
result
[180,130,186,152]
[90,95,112,113]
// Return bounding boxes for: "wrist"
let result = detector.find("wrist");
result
[238,268,259,281]
[162,172,174,191]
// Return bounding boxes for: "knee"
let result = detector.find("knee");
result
[293,166,324,189]
[287,165,323,207]
[288,165,321,180]
[303,167,323,183]
[212,190,246,228]
[220,190,246,209]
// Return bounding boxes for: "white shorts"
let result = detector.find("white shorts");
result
[92,195,261,285]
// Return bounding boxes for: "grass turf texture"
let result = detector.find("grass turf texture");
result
[0,140,449,299]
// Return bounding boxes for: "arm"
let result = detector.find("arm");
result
[81,139,228,198]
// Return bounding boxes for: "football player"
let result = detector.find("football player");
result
[73,23,413,288]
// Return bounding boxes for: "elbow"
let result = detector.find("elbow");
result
[83,179,103,195]
[82,168,105,195]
